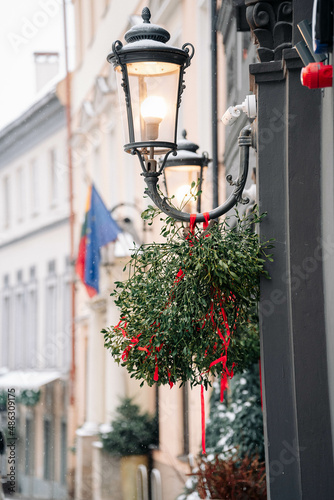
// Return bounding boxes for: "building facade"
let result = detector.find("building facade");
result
[4,1,333,499]
[0,89,71,498]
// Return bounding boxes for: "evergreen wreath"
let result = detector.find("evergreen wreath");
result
[0,391,7,412]
[17,389,41,407]
[103,206,272,389]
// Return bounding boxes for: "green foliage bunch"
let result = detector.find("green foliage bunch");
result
[206,363,264,461]
[0,391,7,412]
[100,397,158,456]
[103,208,272,389]
[17,389,40,407]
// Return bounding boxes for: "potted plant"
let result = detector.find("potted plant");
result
[100,397,158,500]
[190,454,266,500]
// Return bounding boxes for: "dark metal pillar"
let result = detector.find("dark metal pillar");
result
[250,61,302,499]
[247,0,334,497]
[284,45,334,499]
[211,0,219,208]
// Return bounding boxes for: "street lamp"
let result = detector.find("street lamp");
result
[107,7,193,158]
[107,7,252,222]
[163,130,209,213]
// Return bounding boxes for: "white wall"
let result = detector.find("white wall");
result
[0,125,71,373]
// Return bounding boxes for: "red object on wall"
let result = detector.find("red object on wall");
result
[301,62,333,89]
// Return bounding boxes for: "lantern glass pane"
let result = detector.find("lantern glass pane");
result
[165,165,207,212]
[127,61,180,150]
[115,67,130,145]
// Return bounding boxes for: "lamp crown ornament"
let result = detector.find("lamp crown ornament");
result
[178,130,200,152]
[107,7,254,223]
[124,7,170,44]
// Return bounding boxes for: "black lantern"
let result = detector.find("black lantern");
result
[164,131,209,213]
[107,7,194,167]
[108,7,253,223]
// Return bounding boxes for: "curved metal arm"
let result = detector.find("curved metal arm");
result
[143,126,252,223]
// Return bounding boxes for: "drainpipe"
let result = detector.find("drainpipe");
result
[63,0,76,405]
[211,0,218,208]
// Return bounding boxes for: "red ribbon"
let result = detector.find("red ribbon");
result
[174,268,185,284]
[167,369,174,389]
[114,318,128,338]
[203,212,210,230]
[199,292,236,453]
[206,295,237,402]
[190,213,197,234]
[190,212,210,233]
[154,355,159,381]
[121,335,140,361]
[137,346,150,353]
[201,384,206,455]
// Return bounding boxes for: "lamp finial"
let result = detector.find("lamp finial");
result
[142,7,151,24]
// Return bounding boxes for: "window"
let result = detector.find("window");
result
[62,264,72,371]
[48,260,56,275]
[1,286,11,368]
[25,416,35,476]
[26,279,38,370]
[49,149,58,206]
[30,159,39,215]
[16,167,24,222]
[45,261,57,368]
[43,419,54,481]
[3,176,10,228]
[60,421,67,485]
[30,266,36,281]
[14,281,25,369]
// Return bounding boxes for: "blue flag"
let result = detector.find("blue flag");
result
[76,184,121,296]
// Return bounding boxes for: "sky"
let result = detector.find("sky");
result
[0,0,75,129]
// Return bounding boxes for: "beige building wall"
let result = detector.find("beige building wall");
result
[68,0,223,498]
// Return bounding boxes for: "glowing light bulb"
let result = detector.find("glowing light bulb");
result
[176,184,192,208]
[141,96,167,121]
[140,96,167,140]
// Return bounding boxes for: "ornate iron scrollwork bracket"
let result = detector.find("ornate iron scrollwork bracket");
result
[142,126,253,223]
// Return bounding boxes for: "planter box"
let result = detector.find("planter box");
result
[120,455,148,500]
